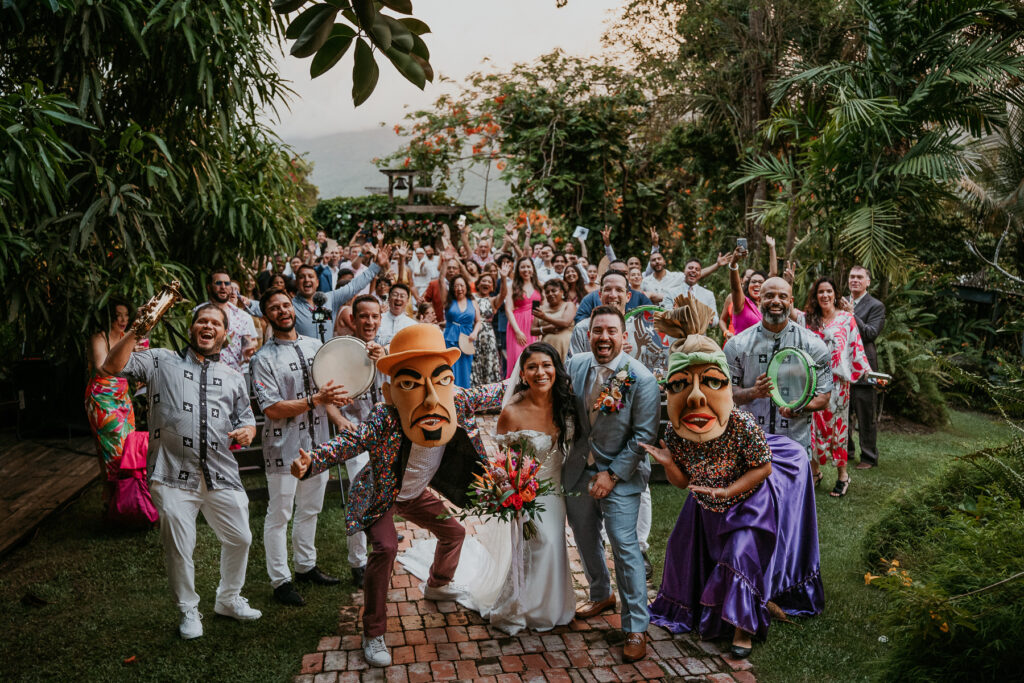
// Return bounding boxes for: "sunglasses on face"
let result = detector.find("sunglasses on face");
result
[213,280,231,286]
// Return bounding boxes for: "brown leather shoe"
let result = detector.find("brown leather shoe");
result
[574,595,616,619]
[855,462,876,470]
[622,632,647,662]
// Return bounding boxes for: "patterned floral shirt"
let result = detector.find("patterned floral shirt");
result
[809,310,869,385]
[666,409,772,513]
[304,381,505,535]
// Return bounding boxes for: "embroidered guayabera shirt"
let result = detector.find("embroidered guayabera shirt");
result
[723,320,832,450]
[120,348,255,492]
[250,336,332,475]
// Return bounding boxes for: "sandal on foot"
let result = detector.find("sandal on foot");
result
[830,478,850,497]
[813,471,824,487]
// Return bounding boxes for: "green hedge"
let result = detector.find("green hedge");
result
[862,436,1024,681]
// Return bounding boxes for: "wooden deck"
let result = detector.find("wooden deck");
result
[0,434,98,557]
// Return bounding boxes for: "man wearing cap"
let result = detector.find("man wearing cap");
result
[290,324,506,668]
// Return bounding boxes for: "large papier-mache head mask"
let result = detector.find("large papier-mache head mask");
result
[654,294,733,443]
[378,324,462,447]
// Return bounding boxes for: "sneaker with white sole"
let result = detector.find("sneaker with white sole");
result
[213,596,262,621]
[179,607,203,639]
[363,634,392,668]
[422,581,468,601]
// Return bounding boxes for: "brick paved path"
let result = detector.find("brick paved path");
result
[294,417,757,682]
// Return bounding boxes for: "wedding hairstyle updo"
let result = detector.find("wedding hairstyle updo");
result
[515,342,581,451]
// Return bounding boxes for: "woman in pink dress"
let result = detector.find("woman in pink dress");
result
[502,256,542,377]
[721,249,764,339]
[805,276,870,497]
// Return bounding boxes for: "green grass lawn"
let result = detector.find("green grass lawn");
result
[646,410,1018,683]
[0,410,1015,682]
[0,475,359,682]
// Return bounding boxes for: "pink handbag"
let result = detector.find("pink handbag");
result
[105,431,159,529]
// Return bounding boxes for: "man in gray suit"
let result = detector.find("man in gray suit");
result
[847,265,886,468]
[563,305,661,663]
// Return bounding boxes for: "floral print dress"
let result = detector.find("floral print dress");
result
[810,311,869,467]
[471,296,503,386]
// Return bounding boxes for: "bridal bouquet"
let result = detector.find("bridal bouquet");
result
[453,436,554,540]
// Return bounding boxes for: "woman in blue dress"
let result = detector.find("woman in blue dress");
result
[443,274,480,388]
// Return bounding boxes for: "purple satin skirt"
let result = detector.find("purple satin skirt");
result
[649,434,825,639]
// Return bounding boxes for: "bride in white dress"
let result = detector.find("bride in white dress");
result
[398,342,579,634]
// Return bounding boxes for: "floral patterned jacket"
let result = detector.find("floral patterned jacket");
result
[303,382,505,535]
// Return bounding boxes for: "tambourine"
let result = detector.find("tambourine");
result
[311,336,377,398]
[766,347,818,410]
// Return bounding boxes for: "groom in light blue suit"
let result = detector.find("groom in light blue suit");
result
[564,304,661,663]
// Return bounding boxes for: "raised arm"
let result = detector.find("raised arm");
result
[701,252,730,281]
[328,245,390,315]
[728,248,745,314]
[766,235,779,278]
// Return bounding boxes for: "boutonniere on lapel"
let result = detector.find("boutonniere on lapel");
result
[593,364,636,414]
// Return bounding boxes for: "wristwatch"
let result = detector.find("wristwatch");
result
[607,472,620,485]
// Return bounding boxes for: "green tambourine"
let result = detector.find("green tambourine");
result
[766,347,818,410]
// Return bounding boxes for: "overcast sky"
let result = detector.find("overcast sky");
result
[269,0,624,141]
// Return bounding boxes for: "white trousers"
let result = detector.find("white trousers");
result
[601,484,652,553]
[150,480,252,612]
[265,471,328,588]
[344,452,370,569]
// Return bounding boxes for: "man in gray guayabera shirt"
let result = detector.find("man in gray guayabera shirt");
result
[102,304,260,640]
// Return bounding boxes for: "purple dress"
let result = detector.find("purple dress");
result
[649,410,824,639]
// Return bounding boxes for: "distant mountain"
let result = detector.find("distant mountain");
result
[284,128,511,208]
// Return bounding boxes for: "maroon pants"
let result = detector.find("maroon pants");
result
[362,489,466,637]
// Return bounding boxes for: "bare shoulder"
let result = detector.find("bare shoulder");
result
[496,401,524,434]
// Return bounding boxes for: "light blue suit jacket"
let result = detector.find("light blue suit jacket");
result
[563,352,661,496]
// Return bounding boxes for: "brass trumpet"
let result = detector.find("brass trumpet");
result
[130,280,185,337]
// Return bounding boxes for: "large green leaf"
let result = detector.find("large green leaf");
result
[398,17,430,35]
[380,0,413,15]
[384,15,414,52]
[385,46,426,89]
[310,28,355,78]
[285,3,327,40]
[352,38,380,107]
[290,4,339,58]
[272,0,308,13]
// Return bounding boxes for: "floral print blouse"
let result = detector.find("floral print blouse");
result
[810,310,869,384]
[666,409,772,513]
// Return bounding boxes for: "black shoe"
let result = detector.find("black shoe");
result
[351,565,366,589]
[396,533,405,542]
[295,566,341,586]
[730,644,752,659]
[643,551,653,581]
[273,582,305,606]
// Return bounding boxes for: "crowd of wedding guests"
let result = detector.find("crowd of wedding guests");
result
[83,216,886,657]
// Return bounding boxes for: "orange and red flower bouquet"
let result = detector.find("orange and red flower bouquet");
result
[451,435,554,540]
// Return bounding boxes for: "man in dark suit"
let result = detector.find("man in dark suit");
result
[316,246,341,292]
[847,265,886,468]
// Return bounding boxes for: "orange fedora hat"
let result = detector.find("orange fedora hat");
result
[377,324,461,376]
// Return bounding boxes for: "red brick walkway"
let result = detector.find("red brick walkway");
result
[294,417,757,682]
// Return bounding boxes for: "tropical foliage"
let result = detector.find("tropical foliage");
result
[272,0,434,106]
[736,0,1024,282]
[0,0,310,364]
[863,369,1024,680]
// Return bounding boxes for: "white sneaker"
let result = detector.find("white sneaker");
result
[213,596,262,621]
[179,607,203,639]
[363,635,392,668]
[422,581,467,601]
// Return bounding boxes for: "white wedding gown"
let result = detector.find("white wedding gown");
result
[397,430,576,635]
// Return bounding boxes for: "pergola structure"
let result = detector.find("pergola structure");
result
[367,168,477,216]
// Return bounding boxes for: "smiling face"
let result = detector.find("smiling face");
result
[684,260,701,285]
[353,299,382,342]
[599,273,629,312]
[476,275,494,296]
[552,254,567,273]
[452,277,468,300]
[544,282,564,307]
[627,256,642,271]
[849,267,869,297]
[190,307,228,355]
[383,355,458,446]
[296,267,318,297]
[589,312,627,363]
[747,273,765,301]
[389,286,409,315]
[521,351,556,395]
[628,267,644,289]
[759,277,792,327]
[665,363,732,442]
[517,257,535,282]
[209,272,232,304]
[264,292,295,333]
[650,252,666,273]
[816,280,836,313]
